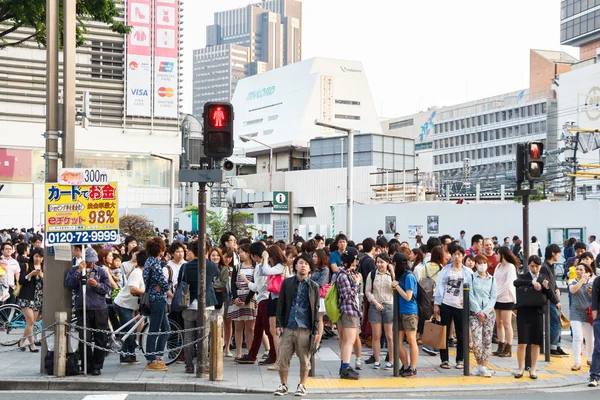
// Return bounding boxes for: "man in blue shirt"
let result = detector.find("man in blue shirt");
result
[274,254,320,397]
[329,234,347,282]
[391,252,419,377]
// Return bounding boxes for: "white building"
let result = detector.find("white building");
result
[231,57,383,148]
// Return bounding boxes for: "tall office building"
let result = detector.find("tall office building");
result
[192,0,302,118]
[561,0,600,61]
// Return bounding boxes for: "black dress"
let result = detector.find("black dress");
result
[513,272,555,346]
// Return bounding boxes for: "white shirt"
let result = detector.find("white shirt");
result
[589,241,600,259]
[1,256,20,288]
[442,268,464,309]
[114,267,145,310]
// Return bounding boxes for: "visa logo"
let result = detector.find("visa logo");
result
[159,62,174,72]
[131,89,149,96]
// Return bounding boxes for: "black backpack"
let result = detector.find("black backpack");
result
[401,271,433,321]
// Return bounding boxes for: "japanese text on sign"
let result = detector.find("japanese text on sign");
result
[45,182,119,245]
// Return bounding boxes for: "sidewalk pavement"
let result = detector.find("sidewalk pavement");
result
[0,331,593,394]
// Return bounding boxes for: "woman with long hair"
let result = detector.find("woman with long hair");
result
[409,248,425,274]
[17,248,44,352]
[311,248,330,345]
[210,247,235,357]
[221,246,235,357]
[493,246,519,358]
[568,254,596,371]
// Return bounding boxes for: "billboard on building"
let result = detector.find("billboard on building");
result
[126,0,152,117]
[153,0,179,118]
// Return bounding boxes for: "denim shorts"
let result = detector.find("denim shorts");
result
[368,303,394,324]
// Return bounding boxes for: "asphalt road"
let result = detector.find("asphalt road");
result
[0,387,597,400]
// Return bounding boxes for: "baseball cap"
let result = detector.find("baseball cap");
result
[340,247,359,264]
[392,252,409,266]
[85,247,98,263]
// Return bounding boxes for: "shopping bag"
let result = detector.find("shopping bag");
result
[560,311,571,330]
[422,319,447,350]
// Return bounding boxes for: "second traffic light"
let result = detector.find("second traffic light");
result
[203,102,234,159]
[525,141,544,181]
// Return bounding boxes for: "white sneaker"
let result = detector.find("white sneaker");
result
[480,366,492,377]
[355,357,363,370]
[274,383,289,396]
[384,362,394,370]
[294,384,307,396]
[472,365,482,376]
[373,362,381,370]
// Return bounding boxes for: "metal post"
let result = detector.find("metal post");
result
[462,283,470,376]
[415,168,420,201]
[288,191,294,244]
[522,181,530,274]
[169,159,175,242]
[196,183,207,378]
[54,312,68,377]
[269,147,273,192]
[446,183,450,201]
[347,130,354,239]
[544,301,551,362]
[45,0,59,183]
[392,291,400,377]
[62,0,76,168]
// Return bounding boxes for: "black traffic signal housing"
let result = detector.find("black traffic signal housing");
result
[516,143,526,183]
[203,102,234,159]
[526,141,544,181]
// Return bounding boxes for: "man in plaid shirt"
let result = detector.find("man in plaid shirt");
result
[336,247,362,380]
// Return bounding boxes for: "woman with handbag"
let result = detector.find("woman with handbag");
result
[493,247,519,358]
[259,245,292,371]
[568,261,596,370]
[311,249,330,346]
[16,247,44,352]
[513,255,561,379]
[469,254,497,377]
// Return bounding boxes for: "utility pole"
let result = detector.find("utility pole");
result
[196,183,207,378]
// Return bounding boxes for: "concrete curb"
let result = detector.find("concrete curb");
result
[0,377,587,394]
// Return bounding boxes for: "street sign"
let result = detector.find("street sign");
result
[45,182,119,245]
[273,219,289,241]
[273,191,289,211]
[59,168,109,185]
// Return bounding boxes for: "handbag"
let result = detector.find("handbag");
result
[560,311,571,329]
[267,274,284,295]
[319,283,332,299]
[171,266,190,312]
[516,285,547,308]
[422,318,447,350]
[586,306,595,326]
[139,268,152,316]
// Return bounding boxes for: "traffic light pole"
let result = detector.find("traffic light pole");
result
[196,182,207,378]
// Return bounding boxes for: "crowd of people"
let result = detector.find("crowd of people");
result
[1,226,600,394]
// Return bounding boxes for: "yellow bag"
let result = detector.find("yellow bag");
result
[0,265,6,277]
[560,311,571,330]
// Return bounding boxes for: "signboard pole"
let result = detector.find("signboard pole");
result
[288,192,293,244]
[196,182,207,378]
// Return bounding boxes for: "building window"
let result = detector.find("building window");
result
[389,118,413,130]
[335,114,360,120]
[335,99,361,105]
[484,114,488,124]
[466,135,470,144]
[268,115,279,121]
[484,131,488,141]
[243,118,264,126]
[461,135,465,145]
[435,125,440,134]
[541,103,547,114]
[263,129,274,135]
[534,104,540,115]
[483,148,488,158]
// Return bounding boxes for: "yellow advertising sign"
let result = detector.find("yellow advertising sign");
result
[45,182,119,245]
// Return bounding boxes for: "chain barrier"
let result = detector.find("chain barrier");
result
[67,330,209,357]
[62,321,207,336]
[0,323,57,354]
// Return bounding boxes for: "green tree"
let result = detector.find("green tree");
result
[0,0,129,49]
[514,186,545,202]
[119,214,155,246]
[180,206,257,243]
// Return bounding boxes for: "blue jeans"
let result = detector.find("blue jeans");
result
[591,320,600,380]
[115,304,136,361]
[145,300,170,362]
[550,303,561,347]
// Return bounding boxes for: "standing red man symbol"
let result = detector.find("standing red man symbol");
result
[212,106,225,127]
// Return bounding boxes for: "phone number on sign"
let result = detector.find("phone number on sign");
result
[46,230,119,245]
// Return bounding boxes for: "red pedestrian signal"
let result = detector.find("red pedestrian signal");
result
[526,141,544,181]
[203,102,234,159]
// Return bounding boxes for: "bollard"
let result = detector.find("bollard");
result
[544,300,551,362]
[54,312,67,377]
[462,283,470,376]
[393,290,400,377]
[209,315,223,381]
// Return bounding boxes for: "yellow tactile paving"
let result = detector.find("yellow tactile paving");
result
[305,374,555,389]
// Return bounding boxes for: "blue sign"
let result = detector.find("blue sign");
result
[246,86,276,101]
[419,110,436,143]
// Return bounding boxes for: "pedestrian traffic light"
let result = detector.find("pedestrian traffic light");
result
[203,102,234,159]
[516,143,526,183]
[525,141,544,181]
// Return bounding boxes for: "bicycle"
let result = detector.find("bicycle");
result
[106,312,183,366]
[0,303,42,346]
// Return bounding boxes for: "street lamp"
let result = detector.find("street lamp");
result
[314,119,354,240]
[150,152,175,244]
[240,136,273,192]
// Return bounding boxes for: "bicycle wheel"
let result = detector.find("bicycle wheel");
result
[140,318,183,366]
[0,304,26,346]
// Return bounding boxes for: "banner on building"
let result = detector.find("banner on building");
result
[126,0,152,117]
[154,0,179,118]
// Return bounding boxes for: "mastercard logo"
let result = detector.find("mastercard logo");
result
[158,87,174,98]
[129,61,139,70]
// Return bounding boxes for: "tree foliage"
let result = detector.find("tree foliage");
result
[119,214,155,246]
[0,0,129,49]
[180,206,257,243]
[514,186,545,202]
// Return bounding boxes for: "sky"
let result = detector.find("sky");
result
[181,0,579,118]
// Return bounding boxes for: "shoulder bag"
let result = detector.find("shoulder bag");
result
[139,267,153,316]
[516,284,547,308]
[171,265,190,312]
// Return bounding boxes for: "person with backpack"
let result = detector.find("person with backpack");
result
[433,245,473,370]
[391,252,419,377]
[364,253,395,370]
[358,238,377,353]
[469,254,497,377]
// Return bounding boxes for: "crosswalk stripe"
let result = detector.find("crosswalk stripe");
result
[82,395,129,400]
